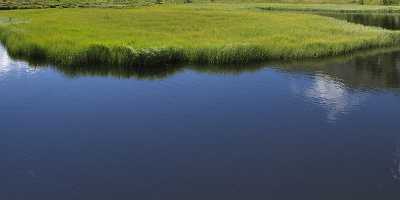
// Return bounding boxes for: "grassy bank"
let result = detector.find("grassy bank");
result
[0,0,356,10]
[0,5,399,67]
[0,0,158,9]
[0,0,397,10]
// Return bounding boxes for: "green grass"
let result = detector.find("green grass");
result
[0,5,399,67]
[0,0,158,9]
[0,0,396,10]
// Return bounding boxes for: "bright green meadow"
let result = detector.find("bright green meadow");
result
[0,0,398,10]
[1,3,400,67]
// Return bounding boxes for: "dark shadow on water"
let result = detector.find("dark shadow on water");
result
[7,46,400,90]
[194,48,400,91]
[317,12,400,30]
[274,48,400,90]
[15,57,186,80]
[53,64,186,80]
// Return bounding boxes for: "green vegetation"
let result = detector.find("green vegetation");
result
[1,1,400,67]
[0,0,398,10]
[0,5,400,67]
[0,0,157,9]
[0,5,399,67]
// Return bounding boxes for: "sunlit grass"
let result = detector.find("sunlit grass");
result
[1,0,399,10]
[0,5,399,67]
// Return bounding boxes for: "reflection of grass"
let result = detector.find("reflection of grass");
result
[51,64,185,80]
[23,46,400,81]
[191,47,400,90]
[1,5,399,67]
[257,3,400,13]
[277,47,400,90]
[274,46,400,70]
[190,47,400,75]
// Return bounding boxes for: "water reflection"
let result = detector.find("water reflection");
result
[3,45,400,199]
[53,63,184,80]
[19,48,400,91]
[279,49,400,120]
[3,45,400,123]
[0,46,38,78]
[305,74,366,121]
[319,13,400,30]
[278,49,400,90]
[392,144,400,181]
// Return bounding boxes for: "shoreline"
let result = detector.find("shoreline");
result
[0,5,400,68]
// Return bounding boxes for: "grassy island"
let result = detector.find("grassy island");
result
[0,2,400,67]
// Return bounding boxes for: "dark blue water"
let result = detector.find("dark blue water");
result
[2,45,400,200]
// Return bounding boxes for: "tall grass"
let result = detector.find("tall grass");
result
[0,0,159,9]
[257,3,400,13]
[0,5,399,67]
[1,0,399,10]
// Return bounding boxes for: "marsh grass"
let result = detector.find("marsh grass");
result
[0,0,360,10]
[0,5,400,67]
[0,0,159,9]
[0,0,398,10]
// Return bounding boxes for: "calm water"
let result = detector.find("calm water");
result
[320,12,400,30]
[2,17,400,199]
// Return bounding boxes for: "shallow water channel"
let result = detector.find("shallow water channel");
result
[2,14,400,200]
[320,12,400,30]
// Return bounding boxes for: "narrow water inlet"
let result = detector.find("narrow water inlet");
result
[317,12,400,30]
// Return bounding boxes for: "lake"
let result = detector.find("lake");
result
[2,14,400,200]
